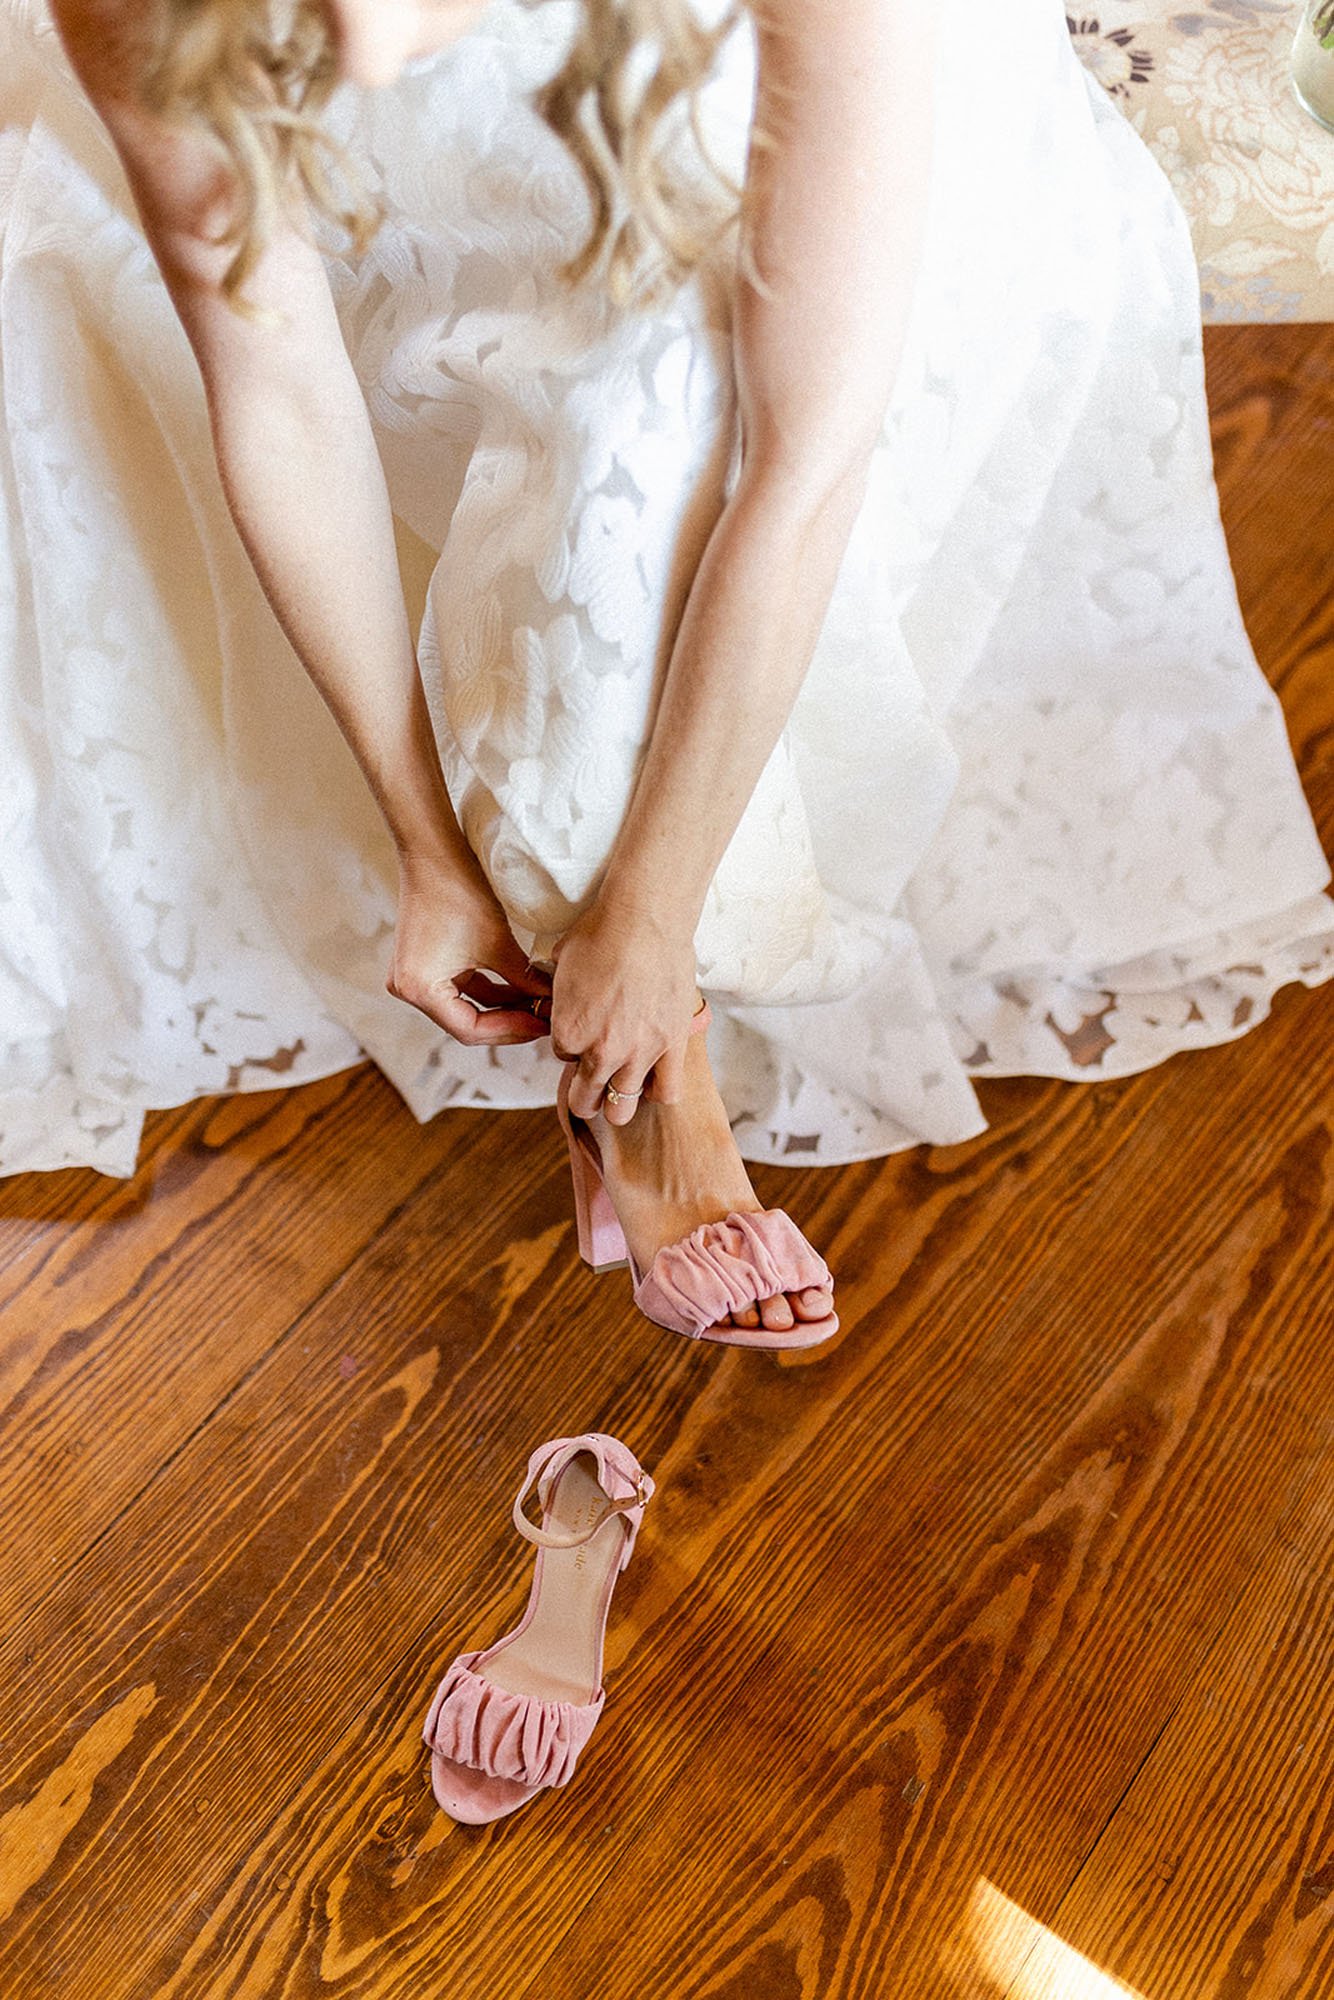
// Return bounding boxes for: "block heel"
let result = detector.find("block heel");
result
[566,1124,630,1272]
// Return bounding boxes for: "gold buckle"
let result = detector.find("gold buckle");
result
[608,1476,651,1516]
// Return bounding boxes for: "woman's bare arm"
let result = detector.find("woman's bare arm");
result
[606,0,937,924]
[48,0,547,1044]
[557,0,938,1117]
[50,0,461,865]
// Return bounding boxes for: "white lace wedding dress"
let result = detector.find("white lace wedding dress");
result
[2,0,1331,1178]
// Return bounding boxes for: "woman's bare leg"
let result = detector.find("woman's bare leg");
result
[585,1034,834,1337]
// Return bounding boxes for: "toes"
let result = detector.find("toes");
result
[792,1285,834,1321]
[758,1292,795,1332]
[731,1304,762,1330]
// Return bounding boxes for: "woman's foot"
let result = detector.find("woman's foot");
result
[585,1030,834,1338]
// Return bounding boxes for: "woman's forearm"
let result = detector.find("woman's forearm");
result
[599,459,871,935]
[597,0,936,954]
[205,350,467,868]
[182,216,469,868]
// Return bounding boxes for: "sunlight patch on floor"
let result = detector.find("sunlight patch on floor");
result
[944,1878,1149,2000]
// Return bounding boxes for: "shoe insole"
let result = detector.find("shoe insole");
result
[478,1457,625,1709]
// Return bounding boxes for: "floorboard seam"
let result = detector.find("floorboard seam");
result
[994,1675,1202,2000]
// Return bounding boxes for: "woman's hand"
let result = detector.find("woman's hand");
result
[551,899,701,1127]
[388,848,551,1047]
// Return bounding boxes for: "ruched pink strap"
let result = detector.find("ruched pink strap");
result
[423,1652,604,1790]
[633,1210,832,1340]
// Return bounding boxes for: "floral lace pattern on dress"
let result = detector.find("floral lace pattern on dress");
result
[0,0,1330,1177]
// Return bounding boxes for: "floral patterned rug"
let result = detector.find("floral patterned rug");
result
[1069,1,1334,319]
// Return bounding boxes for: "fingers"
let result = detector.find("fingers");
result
[457,970,548,1014]
[565,1051,617,1122]
[643,1040,687,1107]
[387,973,548,1046]
[490,938,553,1001]
[449,997,549,1045]
[561,1036,664,1124]
[439,949,552,1044]
[439,990,549,1045]
[562,1047,658,1123]
[600,1065,651,1129]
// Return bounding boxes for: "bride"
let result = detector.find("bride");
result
[3,0,1331,1341]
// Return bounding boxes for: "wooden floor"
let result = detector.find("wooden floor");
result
[1,324,1332,2000]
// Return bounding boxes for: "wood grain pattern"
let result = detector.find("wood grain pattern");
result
[1020,1452,1334,1999]
[0,1066,508,1636]
[0,323,1331,2000]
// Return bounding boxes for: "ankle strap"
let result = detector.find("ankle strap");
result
[511,1434,654,1555]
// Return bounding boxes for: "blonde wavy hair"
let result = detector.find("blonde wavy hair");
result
[144,0,744,310]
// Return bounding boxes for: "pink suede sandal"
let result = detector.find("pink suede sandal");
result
[556,1000,839,1351]
[423,1433,653,1826]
